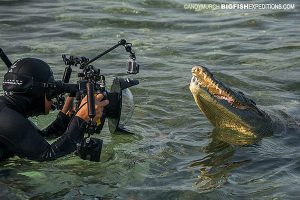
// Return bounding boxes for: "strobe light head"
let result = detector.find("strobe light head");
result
[127,56,139,74]
[106,77,139,134]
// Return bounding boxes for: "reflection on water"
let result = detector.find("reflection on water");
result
[211,128,261,146]
[189,130,251,191]
[0,0,299,199]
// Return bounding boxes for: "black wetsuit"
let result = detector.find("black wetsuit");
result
[0,95,87,161]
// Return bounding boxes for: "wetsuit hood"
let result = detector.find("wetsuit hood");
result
[2,58,55,117]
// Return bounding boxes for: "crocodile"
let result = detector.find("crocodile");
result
[189,65,299,144]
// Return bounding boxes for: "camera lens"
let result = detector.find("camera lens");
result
[119,88,135,126]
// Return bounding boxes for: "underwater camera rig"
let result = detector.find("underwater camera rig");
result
[0,39,140,162]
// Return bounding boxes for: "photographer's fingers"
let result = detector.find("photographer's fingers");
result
[93,95,109,122]
[94,93,109,108]
[95,93,104,101]
[94,99,109,119]
[62,96,74,114]
[79,95,88,107]
[96,99,109,107]
[94,107,103,121]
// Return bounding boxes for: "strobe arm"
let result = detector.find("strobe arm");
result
[0,48,12,68]
[81,39,127,67]
[61,39,139,74]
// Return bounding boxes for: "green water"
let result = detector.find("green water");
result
[0,0,299,199]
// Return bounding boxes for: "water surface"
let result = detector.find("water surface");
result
[0,0,299,199]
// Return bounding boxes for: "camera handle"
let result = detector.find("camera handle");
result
[86,81,100,136]
[55,64,74,110]
[76,80,104,162]
[62,65,72,83]
[86,82,95,119]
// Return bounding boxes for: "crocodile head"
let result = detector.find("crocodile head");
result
[190,66,272,137]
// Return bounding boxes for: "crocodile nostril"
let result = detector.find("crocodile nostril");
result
[192,67,197,73]
[192,66,203,74]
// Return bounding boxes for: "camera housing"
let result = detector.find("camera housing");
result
[77,137,103,162]
[106,77,139,133]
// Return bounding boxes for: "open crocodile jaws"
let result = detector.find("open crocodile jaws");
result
[189,66,273,138]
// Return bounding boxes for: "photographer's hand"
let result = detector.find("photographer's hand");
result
[61,96,75,116]
[76,94,109,122]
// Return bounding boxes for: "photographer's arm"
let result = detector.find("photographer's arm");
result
[37,94,108,160]
[39,97,75,138]
[0,94,108,161]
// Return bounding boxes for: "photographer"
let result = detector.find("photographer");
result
[0,58,109,161]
